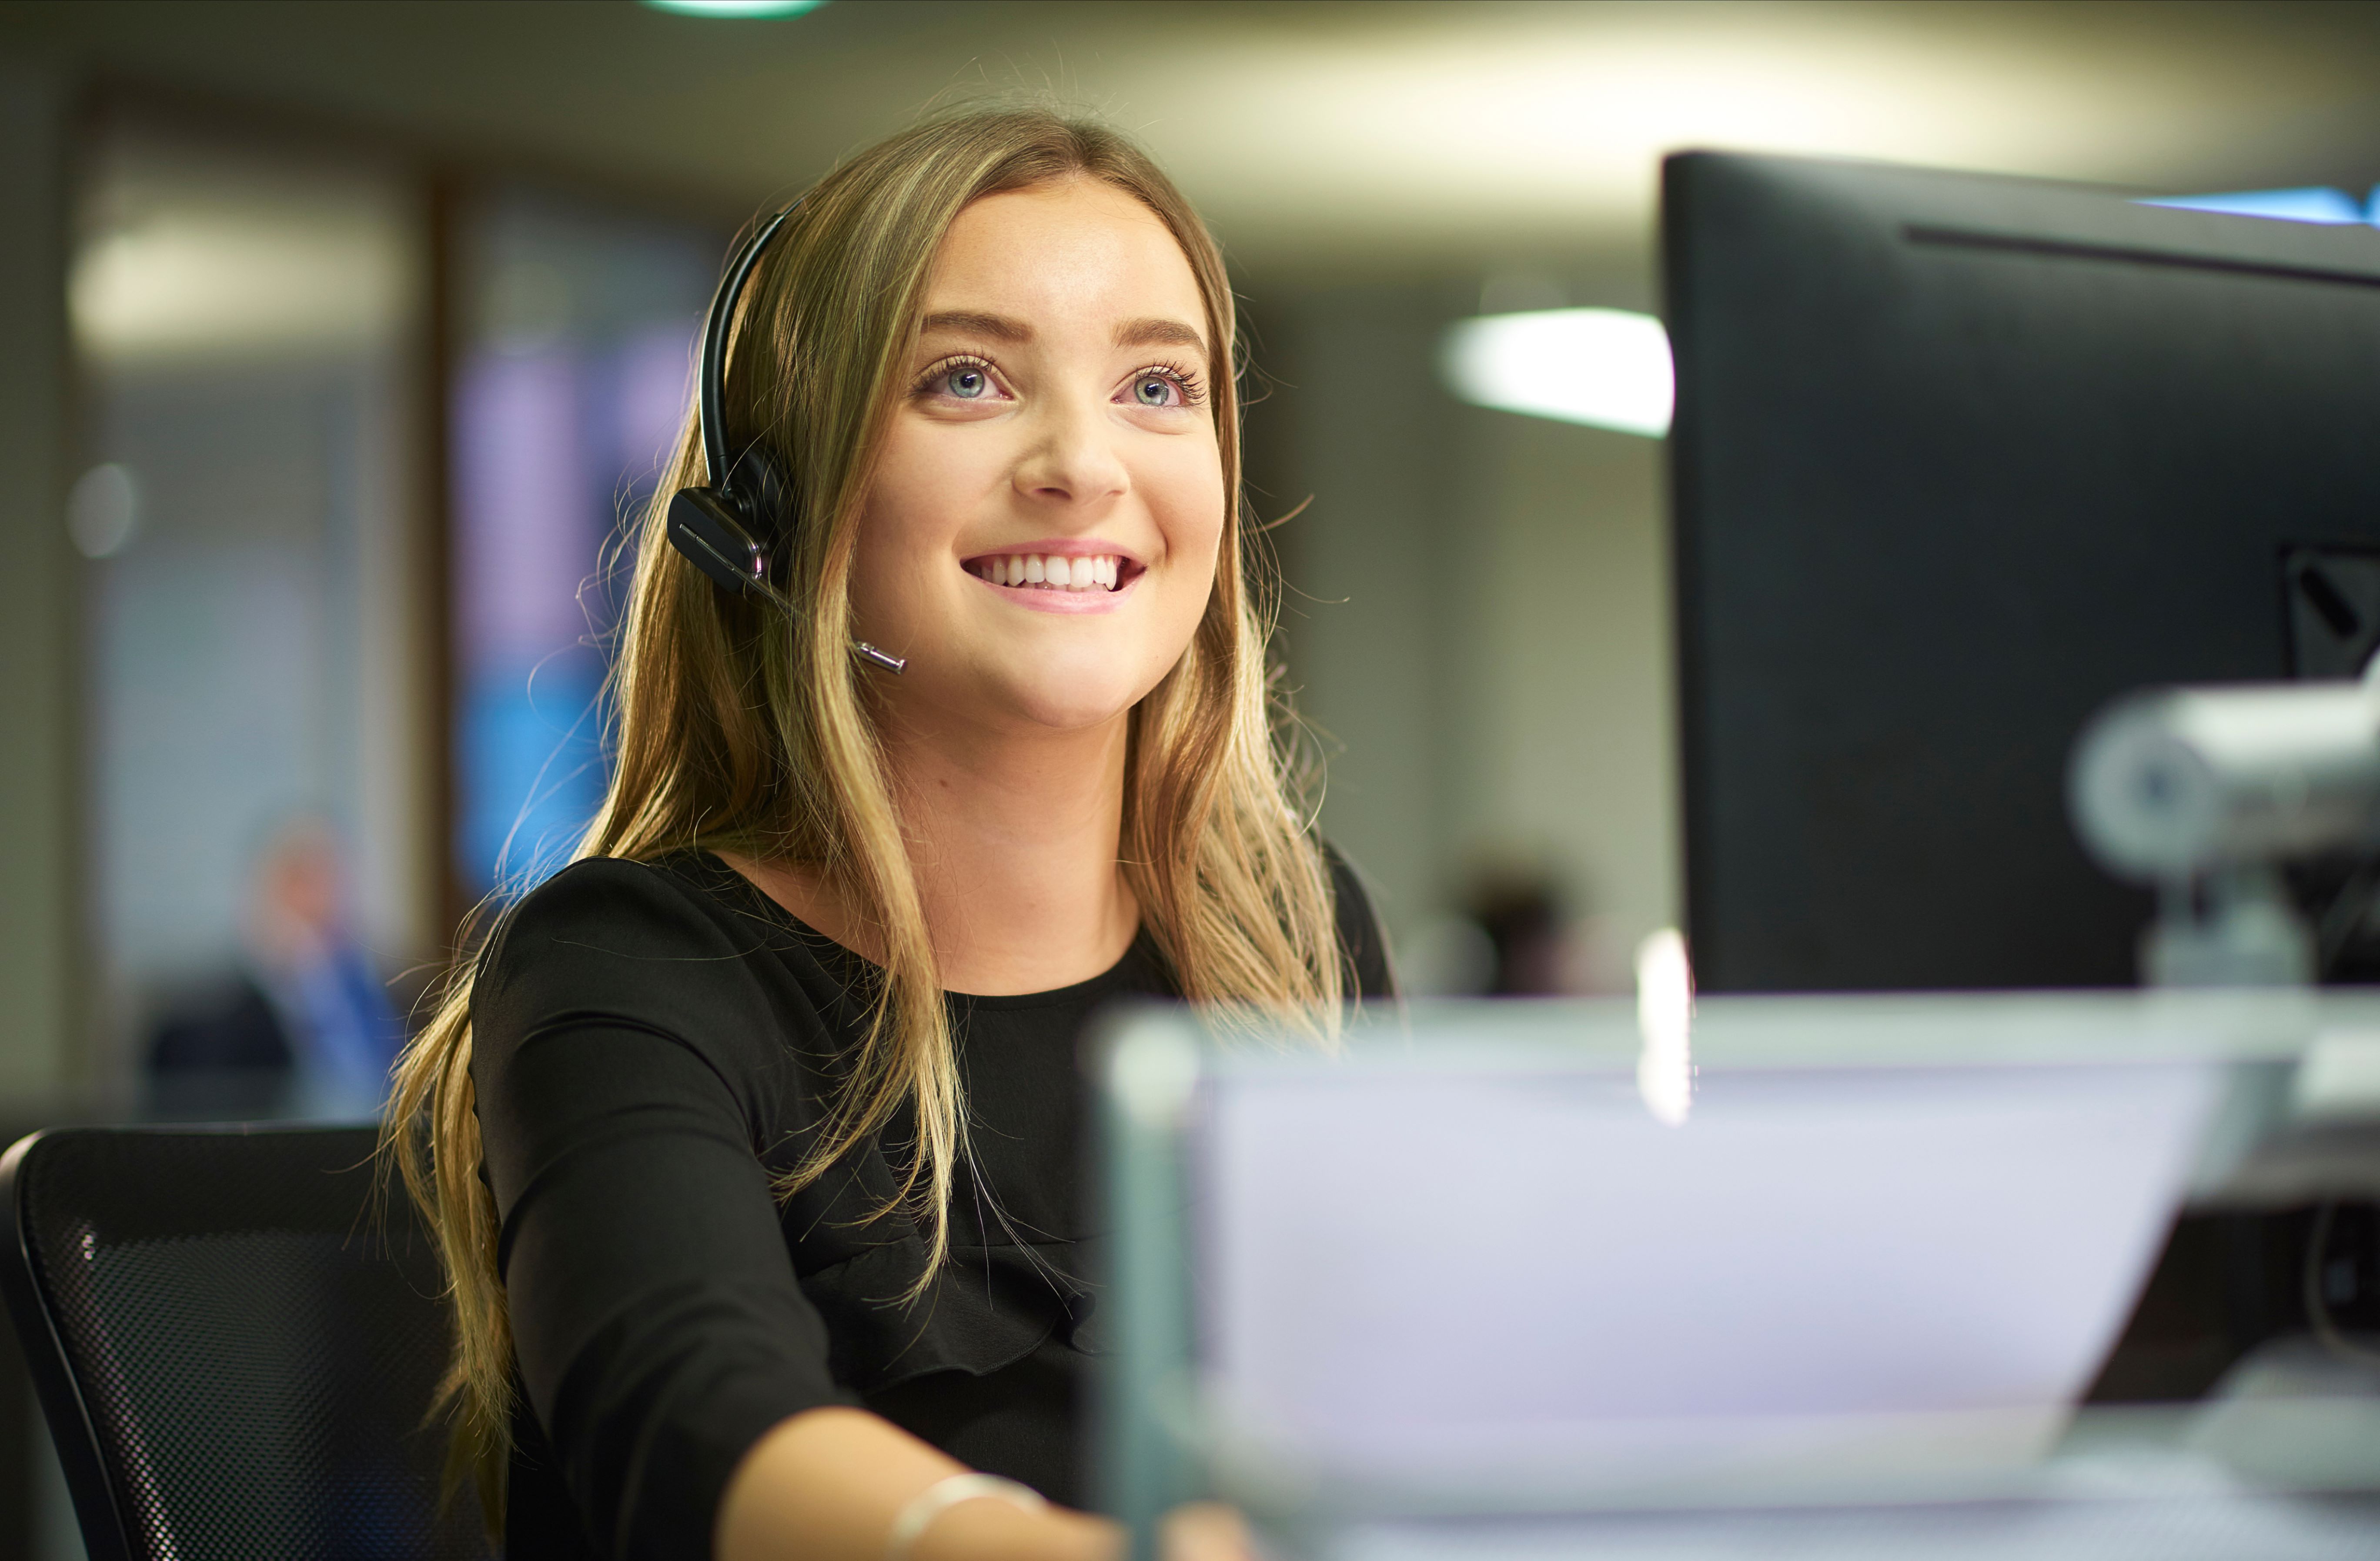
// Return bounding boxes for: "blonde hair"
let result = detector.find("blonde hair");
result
[383,103,1344,1513]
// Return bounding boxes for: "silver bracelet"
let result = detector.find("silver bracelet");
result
[884,1472,1048,1561]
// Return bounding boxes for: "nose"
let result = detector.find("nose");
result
[1011,391,1129,513]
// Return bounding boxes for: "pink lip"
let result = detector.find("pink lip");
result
[961,538,1147,615]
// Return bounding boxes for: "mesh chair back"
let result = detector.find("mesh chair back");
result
[0,1126,492,1561]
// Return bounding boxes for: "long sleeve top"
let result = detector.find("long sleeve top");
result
[471,849,1392,1561]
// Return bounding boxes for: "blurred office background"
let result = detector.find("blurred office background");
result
[4,0,2380,1549]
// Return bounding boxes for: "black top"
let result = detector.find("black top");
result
[472,850,1391,1561]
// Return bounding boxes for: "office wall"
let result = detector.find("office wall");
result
[1444,405,1677,989]
[0,54,84,1561]
[1247,284,1463,947]
[0,57,77,1096]
[73,123,431,1088]
[1248,277,1679,988]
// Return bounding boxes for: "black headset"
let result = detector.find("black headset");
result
[666,203,906,675]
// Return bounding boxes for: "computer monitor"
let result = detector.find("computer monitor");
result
[1664,152,2380,993]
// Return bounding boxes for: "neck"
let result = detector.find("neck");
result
[885,710,1138,995]
[731,711,1139,996]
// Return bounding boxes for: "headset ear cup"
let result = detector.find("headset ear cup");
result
[666,487,767,593]
[728,446,796,561]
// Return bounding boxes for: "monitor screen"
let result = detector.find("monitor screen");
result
[1664,153,2380,992]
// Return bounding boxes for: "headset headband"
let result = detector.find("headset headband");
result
[668,199,905,675]
[699,203,797,492]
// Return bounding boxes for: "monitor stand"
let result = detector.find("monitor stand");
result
[2147,866,2316,987]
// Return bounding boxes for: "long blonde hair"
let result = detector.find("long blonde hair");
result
[384,103,1344,1511]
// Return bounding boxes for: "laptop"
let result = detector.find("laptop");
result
[1095,991,2380,1559]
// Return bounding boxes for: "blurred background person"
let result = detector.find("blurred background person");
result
[1400,858,1623,996]
[148,815,404,1120]
[1467,865,1576,996]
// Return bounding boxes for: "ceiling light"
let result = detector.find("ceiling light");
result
[72,210,408,364]
[642,0,826,16]
[1440,309,1673,438]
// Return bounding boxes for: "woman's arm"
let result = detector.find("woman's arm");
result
[476,860,866,1558]
[715,1407,1118,1561]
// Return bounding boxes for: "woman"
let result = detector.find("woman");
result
[388,104,1391,1561]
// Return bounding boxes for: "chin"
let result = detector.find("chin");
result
[997,678,1144,733]
[943,630,1163,732]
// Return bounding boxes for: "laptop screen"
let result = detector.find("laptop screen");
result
[1187,1046,2218,1492]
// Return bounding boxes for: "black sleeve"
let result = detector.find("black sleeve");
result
[1323,844,1397,1000]
[472,859,849,1561]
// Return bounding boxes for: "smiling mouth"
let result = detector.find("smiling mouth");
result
[966,552,1140,592]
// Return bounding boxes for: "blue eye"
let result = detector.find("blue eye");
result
[1134,375,1173,406]
[946,367,988,399]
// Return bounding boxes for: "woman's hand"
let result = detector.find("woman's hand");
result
[719,1407,1264,1561]
[1160,1503,1258,1561]
[719,1408,1094,1561]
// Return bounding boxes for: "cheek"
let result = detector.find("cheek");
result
[1124,451,1227,699]
[1148,438,1227,575]
[847,425,985,621]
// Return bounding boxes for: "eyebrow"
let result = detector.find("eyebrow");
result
[919,310,1031,343]
[1115,317,1207,355]
[916,309,1209,358]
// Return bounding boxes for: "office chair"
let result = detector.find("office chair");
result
[0,1125,492,1561]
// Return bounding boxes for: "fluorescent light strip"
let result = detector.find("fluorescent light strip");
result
[1441,308,1673,438]
[642,0,826,17]
[2140,187,2378,226]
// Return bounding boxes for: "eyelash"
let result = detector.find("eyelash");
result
[907,354,1208,408]
[911,353,1002,399]
[1128,361,1206,408]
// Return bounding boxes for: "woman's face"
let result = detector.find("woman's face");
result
[849,176,1225,738]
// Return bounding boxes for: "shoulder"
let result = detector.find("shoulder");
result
[1321,843,1397,1001]
[480,855,751,983]
[472,853,825,1065]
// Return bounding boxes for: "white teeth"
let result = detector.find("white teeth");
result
[975,553,1126,591]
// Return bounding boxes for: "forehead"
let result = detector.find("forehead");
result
[923,178,1206,338]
